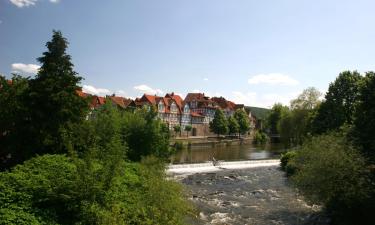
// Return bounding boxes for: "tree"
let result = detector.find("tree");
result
[26,30,88,157]
[210,109,228,136]
[290,87,321,110]
[227,116,239,136]
[184,125,192,137]
[0,75,30,169]
[290,132,374,225]
[173,125,181,137]
[311,71,363,134]
[266,103,289,135]
[353,72,375,161]
[234,109,250,136]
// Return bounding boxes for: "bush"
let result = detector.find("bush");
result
[253,131,268,144]
[290,132,375,225]
[0,154,192,225]
[280,151,297,176]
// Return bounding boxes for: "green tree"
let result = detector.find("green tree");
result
[210,109,228,136]
[227,116,239,136]
[234,109,250,136]
[266,103,289,135]
[26,30,88,157]
[184,125,192,137]
[290,132,374,225]
[353,72,375,161]
[122,107,171,161]
[311,71,363,134]
[173,125,181,137]
[0,75,30,169]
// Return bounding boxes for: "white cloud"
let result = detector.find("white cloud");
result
[134,84,163,95]
[10,0,37,7]
[10,0,60,7]
[115,90,127,97]
[11,63,40,74]
[232,91,301,108]
[203,78,209,81]
[248,73,299,86]
[83,85,111,96]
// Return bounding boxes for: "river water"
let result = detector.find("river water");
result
[171,143,286,164]
[169,144,329,225]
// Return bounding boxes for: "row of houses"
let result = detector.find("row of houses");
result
[78,90,257,137]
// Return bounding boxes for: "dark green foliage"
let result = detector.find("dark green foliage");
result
[0,75,30,169]
[280,151,297,176]
[353,72,375,162]
[122,107,171,161]
[253,130,268,144]
[173,125,181,137]
[210,109,228,136]
[290,133,375,225]
[234,109,250,135]
[311,71,363,134]
[26,30,88,156]
[184,125,192,137]
[227,116,239,135]
[266,103,289,135]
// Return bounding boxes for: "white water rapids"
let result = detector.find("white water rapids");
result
[167,159,280,175]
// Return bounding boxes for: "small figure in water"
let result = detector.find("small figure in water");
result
[212,157,217,166]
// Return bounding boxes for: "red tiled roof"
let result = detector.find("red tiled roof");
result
[191,112,204,117]
[184,93,206,102]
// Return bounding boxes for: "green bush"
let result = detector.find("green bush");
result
[280,151,297,176]
[253,131,268,144]
[291,132,375,225]
[0,154,192,225]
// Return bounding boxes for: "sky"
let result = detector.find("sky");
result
[1,0,375,108]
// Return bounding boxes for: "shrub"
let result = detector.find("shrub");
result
[253,131,268,144]
[291,132,375,225]
[0,154,192,225]
[280,151,297,176]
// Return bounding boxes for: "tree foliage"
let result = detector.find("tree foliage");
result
[227,116,239,135]
[266,103,288,135]
[234,109,250,135]
[311,71,363,134]
[353,72,375,161]
[290,132,375,225]
[210,109,228,136]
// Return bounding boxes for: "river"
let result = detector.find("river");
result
[169,143,329,225]
[171,142,287,164]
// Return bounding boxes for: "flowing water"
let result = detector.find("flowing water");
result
[169,144,329,225]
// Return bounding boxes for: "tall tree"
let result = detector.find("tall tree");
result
[234,109,250,135]
[311,71,363,134]
[353,72,375,162]
[210,109,228,136]
[266,103,289,135]
[227,116,239,136]
[290,87,321,110]
[0,75,30,169]
[27,30,88,156]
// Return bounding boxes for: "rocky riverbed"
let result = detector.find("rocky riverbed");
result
[171,165,329,225]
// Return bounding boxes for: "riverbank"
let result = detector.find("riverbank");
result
[170,136,254,147]
[168,163,329,225]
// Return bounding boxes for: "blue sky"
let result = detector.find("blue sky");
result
[1,0,375,108]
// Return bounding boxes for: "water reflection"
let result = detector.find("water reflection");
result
[171,143,286,164]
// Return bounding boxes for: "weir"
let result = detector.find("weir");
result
[167,159,280,175]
